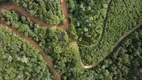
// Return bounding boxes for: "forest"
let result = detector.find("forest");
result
[0,0,142,80]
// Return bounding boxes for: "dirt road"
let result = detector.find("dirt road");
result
[0,19,61,80]
[0,0,70,79]
[0,2,62,28]
[80,21,142,69]
[61,0,70,30]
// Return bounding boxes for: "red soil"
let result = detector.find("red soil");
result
[0,0,71,79]
[0,2,62,28]
[61,0,70,30]
[0,0,141,77]
[0,19,60,80]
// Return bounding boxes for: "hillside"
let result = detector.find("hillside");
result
[0,0,142,80]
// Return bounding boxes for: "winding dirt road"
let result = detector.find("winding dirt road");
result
[0,0,142,80]
[0,19,61,80]
[80,21,142,69]
[0,0,70,79]
[0,2,63,28]
[0,1,65,80]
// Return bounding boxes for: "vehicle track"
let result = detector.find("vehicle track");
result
[0,0,142,79]
[0,1,63,29]
[0,1,63,80]
[0,0,70,79]
[0,19,61,80]
[80,21,142,69]
[61,0,70,30]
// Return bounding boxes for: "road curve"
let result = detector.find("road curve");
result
[0,0,72,79]
[80,21,142,69]
[0,19,61,80]
[0,2,63,28]
[0,0,73,79]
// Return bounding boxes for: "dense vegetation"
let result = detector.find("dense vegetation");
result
[0,27,53,80]
[61,27,142,80]
[0,0,142,80]
[0,0,9,5]
[76,28,142,80]
[12,0,64,24]
[1,9,80,77]
[67,0,142,65]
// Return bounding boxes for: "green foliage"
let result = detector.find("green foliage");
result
[76,28,142,80]
[1,10,45,42]
[0,0,8,5]
[0,0,142,80]
[67,0,142,65]
[67,0,111,45]
[1,9,80,76]
[43,28,80,75]
[0,27,53,80]
[68,23,78,40]
[12,0,64,24]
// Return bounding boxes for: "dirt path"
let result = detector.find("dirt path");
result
[80,21,142,69]
[0,0,71,79]
[61,0,70,30]
[0,0,142,77]
[0,2,62,28]
[0,19,60,80]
